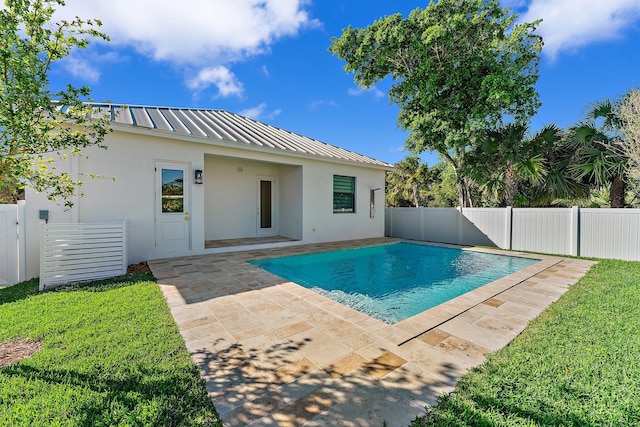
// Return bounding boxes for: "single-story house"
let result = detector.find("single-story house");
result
[24,104,394,279]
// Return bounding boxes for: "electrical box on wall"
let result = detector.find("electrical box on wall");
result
[39,210,49,222]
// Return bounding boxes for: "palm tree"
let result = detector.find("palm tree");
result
[386,156,429,207]
[528,125,590,206]
[471,123,547,207]
[569,99,628,208]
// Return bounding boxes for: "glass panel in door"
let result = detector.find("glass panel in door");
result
[260,180,272,229]
[161,169,184,213]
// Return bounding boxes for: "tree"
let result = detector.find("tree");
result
[329,0,542,207]
[424,161,460,207]
[385,156,429,207]
[527,125,589,206]
[0,0,109,206]
[569,99,628,208]
[619,88,640,193]
[470,123,546,206]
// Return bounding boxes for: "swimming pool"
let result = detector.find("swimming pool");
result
[251,242,538,324]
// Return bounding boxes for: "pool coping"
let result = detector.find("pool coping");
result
[149,237,597,426]
[385,242,558,345]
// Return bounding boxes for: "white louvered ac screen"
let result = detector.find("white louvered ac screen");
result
[40,222,127,290]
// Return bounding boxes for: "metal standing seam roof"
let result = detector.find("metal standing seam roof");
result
[90,104,394,168]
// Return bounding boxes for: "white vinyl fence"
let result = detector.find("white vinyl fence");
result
[0,202,26,286]
[40,221,127,290]
[386,207,640,261]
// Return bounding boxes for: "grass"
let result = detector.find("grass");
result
[3,259,639,426]
[0,274,221,426]
[413,259,640,426]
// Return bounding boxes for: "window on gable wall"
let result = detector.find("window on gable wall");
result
[333,175,356,213]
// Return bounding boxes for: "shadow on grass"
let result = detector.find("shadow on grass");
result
[51,272,156,293]
[413,384,594,427]
[1,273,156,306]
[0,278,39,306]
[2,353,221,426]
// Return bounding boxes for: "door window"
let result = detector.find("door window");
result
[260,180,272,228]
[161,169,184,213]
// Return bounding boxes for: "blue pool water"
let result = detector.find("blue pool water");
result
[251,242,538,324]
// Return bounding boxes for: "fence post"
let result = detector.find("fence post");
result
[457,206,463,245]
[505,206,513,250]
[17,201,26,283]
[39,221,46,291]
[570,206,580,256]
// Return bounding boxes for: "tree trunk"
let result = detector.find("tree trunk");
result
[412,182,420,207]
[610,174,626,208]
[504,167,518,207]
[457,180,473,208]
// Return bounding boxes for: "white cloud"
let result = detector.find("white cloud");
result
[59,51,125,83]
[519,0,640,59]
[55,0,318,94]
[187,66,243,97]
[347,85,385,99]
[309,100,339,110]
[56,1,317,64]
[61,56,101,83]
[261,65,270,78]
[240,103,281,120]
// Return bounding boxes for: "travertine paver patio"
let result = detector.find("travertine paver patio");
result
[148,238,596,426]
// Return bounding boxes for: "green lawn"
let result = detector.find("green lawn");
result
[413,259,640,426]
[3,259,639,426]
[0,274,221,426]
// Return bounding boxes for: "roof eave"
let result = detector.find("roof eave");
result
[109,122,395,171]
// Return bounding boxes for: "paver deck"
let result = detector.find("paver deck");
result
[148,238,596,426]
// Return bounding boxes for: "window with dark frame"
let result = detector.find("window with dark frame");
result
[333,175,355,213]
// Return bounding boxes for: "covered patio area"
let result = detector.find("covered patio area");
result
[205,236,300,250]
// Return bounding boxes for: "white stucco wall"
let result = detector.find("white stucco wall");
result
[278,165,303,240]
[24,125,388,279]
[302,160,385,244]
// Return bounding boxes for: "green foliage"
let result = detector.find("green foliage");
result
[386,157,461,207]
[385,156,429,207]
[413,259,640,426]
[568,99,629,207]
[330,0,542,207]
[470,123,547,206]
[425,162,460,207]
[0,274,222,426]
[0,0,110,207]
[470,123,589,207]
[619,88,640,193]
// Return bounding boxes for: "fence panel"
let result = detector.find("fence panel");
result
[40,221,127,290]
[385,206,640,261]
[580,208,640,261]
[511,208,574,255]
[420,208,461,243]
[0,205,18,286]
[385,208,420,240]
[461,208,508,248]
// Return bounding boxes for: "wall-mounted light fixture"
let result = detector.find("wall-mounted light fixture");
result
[194,169,203,184]
[370,187,382,218]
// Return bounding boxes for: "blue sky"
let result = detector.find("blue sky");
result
[50,1,640,166]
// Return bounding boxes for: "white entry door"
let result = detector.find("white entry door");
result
[155,162,190,253]
[257,176,277,235]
